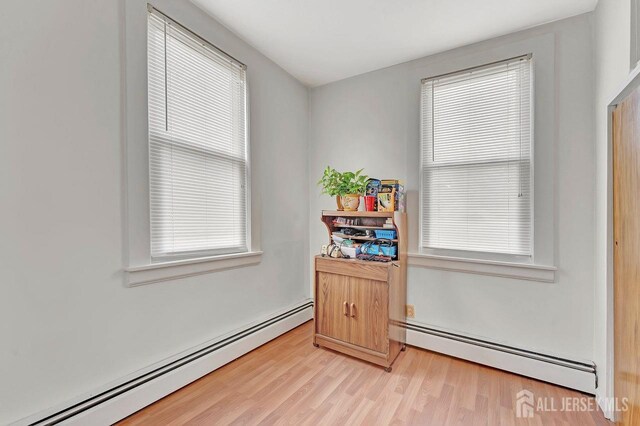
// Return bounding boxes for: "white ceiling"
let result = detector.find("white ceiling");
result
[191,0,597,87]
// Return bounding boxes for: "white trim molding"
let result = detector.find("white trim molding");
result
[406,320,596,394]
[13,299,313,426]
[408,252,556,282]
[126,251,263,286]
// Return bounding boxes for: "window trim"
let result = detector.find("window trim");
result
[407,252,556,283]
[126,250,263,287]
[123,1,260,286]
[419,55,535,262]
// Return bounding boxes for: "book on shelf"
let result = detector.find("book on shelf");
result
[377,179,406,212]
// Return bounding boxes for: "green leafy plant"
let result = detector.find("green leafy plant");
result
[338,169,369,195]
[318,166,369,196]
[317,166,342,196]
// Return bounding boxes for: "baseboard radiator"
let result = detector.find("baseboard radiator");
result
[18,303,596,424]
[404,320,597,394]
[18,301,313,426]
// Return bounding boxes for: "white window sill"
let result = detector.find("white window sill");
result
[408,252,556,282]
[125,251,263,286]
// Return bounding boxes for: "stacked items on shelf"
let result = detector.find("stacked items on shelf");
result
[365,179,406,213]
[330,216,397,261]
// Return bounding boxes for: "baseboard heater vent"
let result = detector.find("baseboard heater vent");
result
[31,301,314,426]
[403,321,596,374]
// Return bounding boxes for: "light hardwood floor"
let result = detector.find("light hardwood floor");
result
[118,321,609,425]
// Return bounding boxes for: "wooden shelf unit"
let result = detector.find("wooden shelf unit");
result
[313,210,407,371]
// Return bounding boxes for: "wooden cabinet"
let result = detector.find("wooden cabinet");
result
[316,268,389,353]
[313,211,407,371]
[349,276,388,353]
[316,272,350,342]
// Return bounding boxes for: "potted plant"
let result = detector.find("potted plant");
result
[337,169,369,211]
[318,166,344,210]
[318,166,369,211]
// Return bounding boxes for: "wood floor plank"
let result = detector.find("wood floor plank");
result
[118,321,609,425]
[391,351,428,423]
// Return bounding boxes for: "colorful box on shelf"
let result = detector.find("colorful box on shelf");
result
[377,179,406,213]
[361,243,397,258]
[374,229,397,239]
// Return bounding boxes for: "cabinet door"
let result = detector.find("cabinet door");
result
[316,272,350,342]
[349,278,389,353]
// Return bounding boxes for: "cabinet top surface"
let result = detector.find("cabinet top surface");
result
[315,255,398,268]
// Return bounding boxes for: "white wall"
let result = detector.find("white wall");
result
[0,0,309,423]
[309,14,596,362]
[593,0,631,412]
[0,1,621,422]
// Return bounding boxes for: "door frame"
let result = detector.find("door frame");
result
[605,62,640,421]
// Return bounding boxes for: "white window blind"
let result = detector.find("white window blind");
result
[420,55,533,256]
[147,8,248,259]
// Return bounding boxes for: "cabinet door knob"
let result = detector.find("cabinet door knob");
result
[350,303,356,318]
[343,301,349,316]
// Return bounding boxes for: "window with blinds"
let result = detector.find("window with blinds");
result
[420,55,533,256]
[147,8,248,259]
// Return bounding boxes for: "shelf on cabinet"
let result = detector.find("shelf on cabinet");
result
[332,224,390,230]
[333,234,398,243]
[322,210,394,218]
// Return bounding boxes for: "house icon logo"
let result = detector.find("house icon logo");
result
[516,389,535,418]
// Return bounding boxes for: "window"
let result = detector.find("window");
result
[147,7,248,260]
[420,55,533,257]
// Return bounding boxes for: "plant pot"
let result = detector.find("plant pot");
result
[341,194,361,211]
[336,195,344,211]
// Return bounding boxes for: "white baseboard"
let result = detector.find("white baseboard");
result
[406,322,596,395]
[16,303,597,425]
[14,299,313,426]
[595,387,616,421]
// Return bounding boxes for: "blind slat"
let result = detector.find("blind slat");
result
[421,56,532,256]
[148,10,248,258]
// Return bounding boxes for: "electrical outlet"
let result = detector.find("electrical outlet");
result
[406,304,415,318]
